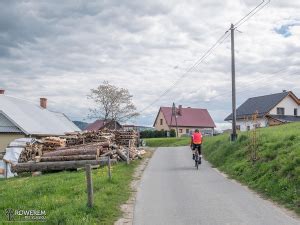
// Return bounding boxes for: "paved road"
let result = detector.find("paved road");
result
[133,147,299,225]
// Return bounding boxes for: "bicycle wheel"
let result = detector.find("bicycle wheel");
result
[195,154,199,170]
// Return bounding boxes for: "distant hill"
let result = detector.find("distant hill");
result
[73,121,89,130]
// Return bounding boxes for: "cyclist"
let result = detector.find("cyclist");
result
[191,129,203,162]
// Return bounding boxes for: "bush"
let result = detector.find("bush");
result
[170,129,176,137]
[140,130,167,138]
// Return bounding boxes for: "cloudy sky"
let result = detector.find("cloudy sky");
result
[0,0,299,129]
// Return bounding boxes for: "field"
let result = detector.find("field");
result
[144,137,190,147]
[203,122,300,214]
[0,160,141,224]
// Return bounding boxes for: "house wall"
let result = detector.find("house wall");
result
[154,111,170,131]
[236,118,268,131]
[171,126,214,137]
[269,95,300,115]
[0,133,26,153]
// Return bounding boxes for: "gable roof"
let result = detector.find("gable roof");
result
[85,120,122,131]
[0,95,81,135]
[225,91,293,121]
[0,112,22,133]
[155,107,215,128]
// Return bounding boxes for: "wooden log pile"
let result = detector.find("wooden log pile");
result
[12,159,117,173]
[18,142,43,163]
[114,130,138,147]
[42,137,66,151]
[13,129,145,173]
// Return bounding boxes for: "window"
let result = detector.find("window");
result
[179,129,183,133]
[236,125,241,131]
[160,119,163,125]
[247,126,250,131]
[277,107,285,115]
[186,129,189,134]
[294,108,298,116]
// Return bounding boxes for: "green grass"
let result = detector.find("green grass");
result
[203,122,300,215]
[144,137,190,147]
[0,161,141,224]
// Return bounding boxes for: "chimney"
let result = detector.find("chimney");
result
[0,89,5,94]
[178,105,182,116]
[40,98,47,109]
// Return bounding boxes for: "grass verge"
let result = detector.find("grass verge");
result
[203,122,300,215]
[0,160,141,224]
[144,137,190,147]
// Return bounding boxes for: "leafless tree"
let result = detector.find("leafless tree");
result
[88,81,139,123]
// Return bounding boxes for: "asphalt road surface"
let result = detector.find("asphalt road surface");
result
[133,147,299,225]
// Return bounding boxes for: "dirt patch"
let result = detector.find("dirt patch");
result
[114,148,155,225]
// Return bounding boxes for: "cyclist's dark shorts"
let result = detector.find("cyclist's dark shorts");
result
[192,144,201,154]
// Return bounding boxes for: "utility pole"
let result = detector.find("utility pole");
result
[171,103,179,138]
[230,23,237,141]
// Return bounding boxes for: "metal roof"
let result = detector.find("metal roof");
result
[155,107,216,128]
[225,92,290,121]
[0,113,22,133]
[0,95,81,135]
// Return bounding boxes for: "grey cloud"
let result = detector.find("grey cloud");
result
[0,0,300,128]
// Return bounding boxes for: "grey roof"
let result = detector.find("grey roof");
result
[0,113,22,133]
[225,92,290,121]
[0,95,81,135]
[267,115,300,122]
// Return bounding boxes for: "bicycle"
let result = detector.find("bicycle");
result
[192,144,202,170]
[194,150,201,169]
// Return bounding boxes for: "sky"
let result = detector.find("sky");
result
[0,0,300,130]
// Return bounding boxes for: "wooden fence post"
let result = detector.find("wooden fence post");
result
[5,162,8,179]
[108,156,112,180]
[85,164,93,208]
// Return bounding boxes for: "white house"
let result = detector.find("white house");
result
[225,91,300,131]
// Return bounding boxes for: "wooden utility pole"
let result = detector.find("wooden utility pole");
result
[171,103,179,137]
[230,23,237,142]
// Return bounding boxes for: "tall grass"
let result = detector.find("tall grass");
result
[0,161,140,224]
[203,122,300,214]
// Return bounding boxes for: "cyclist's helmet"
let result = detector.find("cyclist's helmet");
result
[195,129,199,132]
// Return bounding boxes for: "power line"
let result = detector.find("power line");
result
[138,31,230,113]
[176,67,299,104]
[139,0,271,114]
[234,0,266,27]
[235,0,271,29]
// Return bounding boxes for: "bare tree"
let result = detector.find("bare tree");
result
[88,81,139,123]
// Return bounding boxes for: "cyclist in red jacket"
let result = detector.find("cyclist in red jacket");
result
[191,129,203,161]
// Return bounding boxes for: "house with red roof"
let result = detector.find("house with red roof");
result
[85,120,122,131]
[153,105,216,137]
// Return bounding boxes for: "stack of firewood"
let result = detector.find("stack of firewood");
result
[42,137,66,151]
[114,130,138,147]
[63,131,115,146]
[12,129,145,173]
[18,142,43,163]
